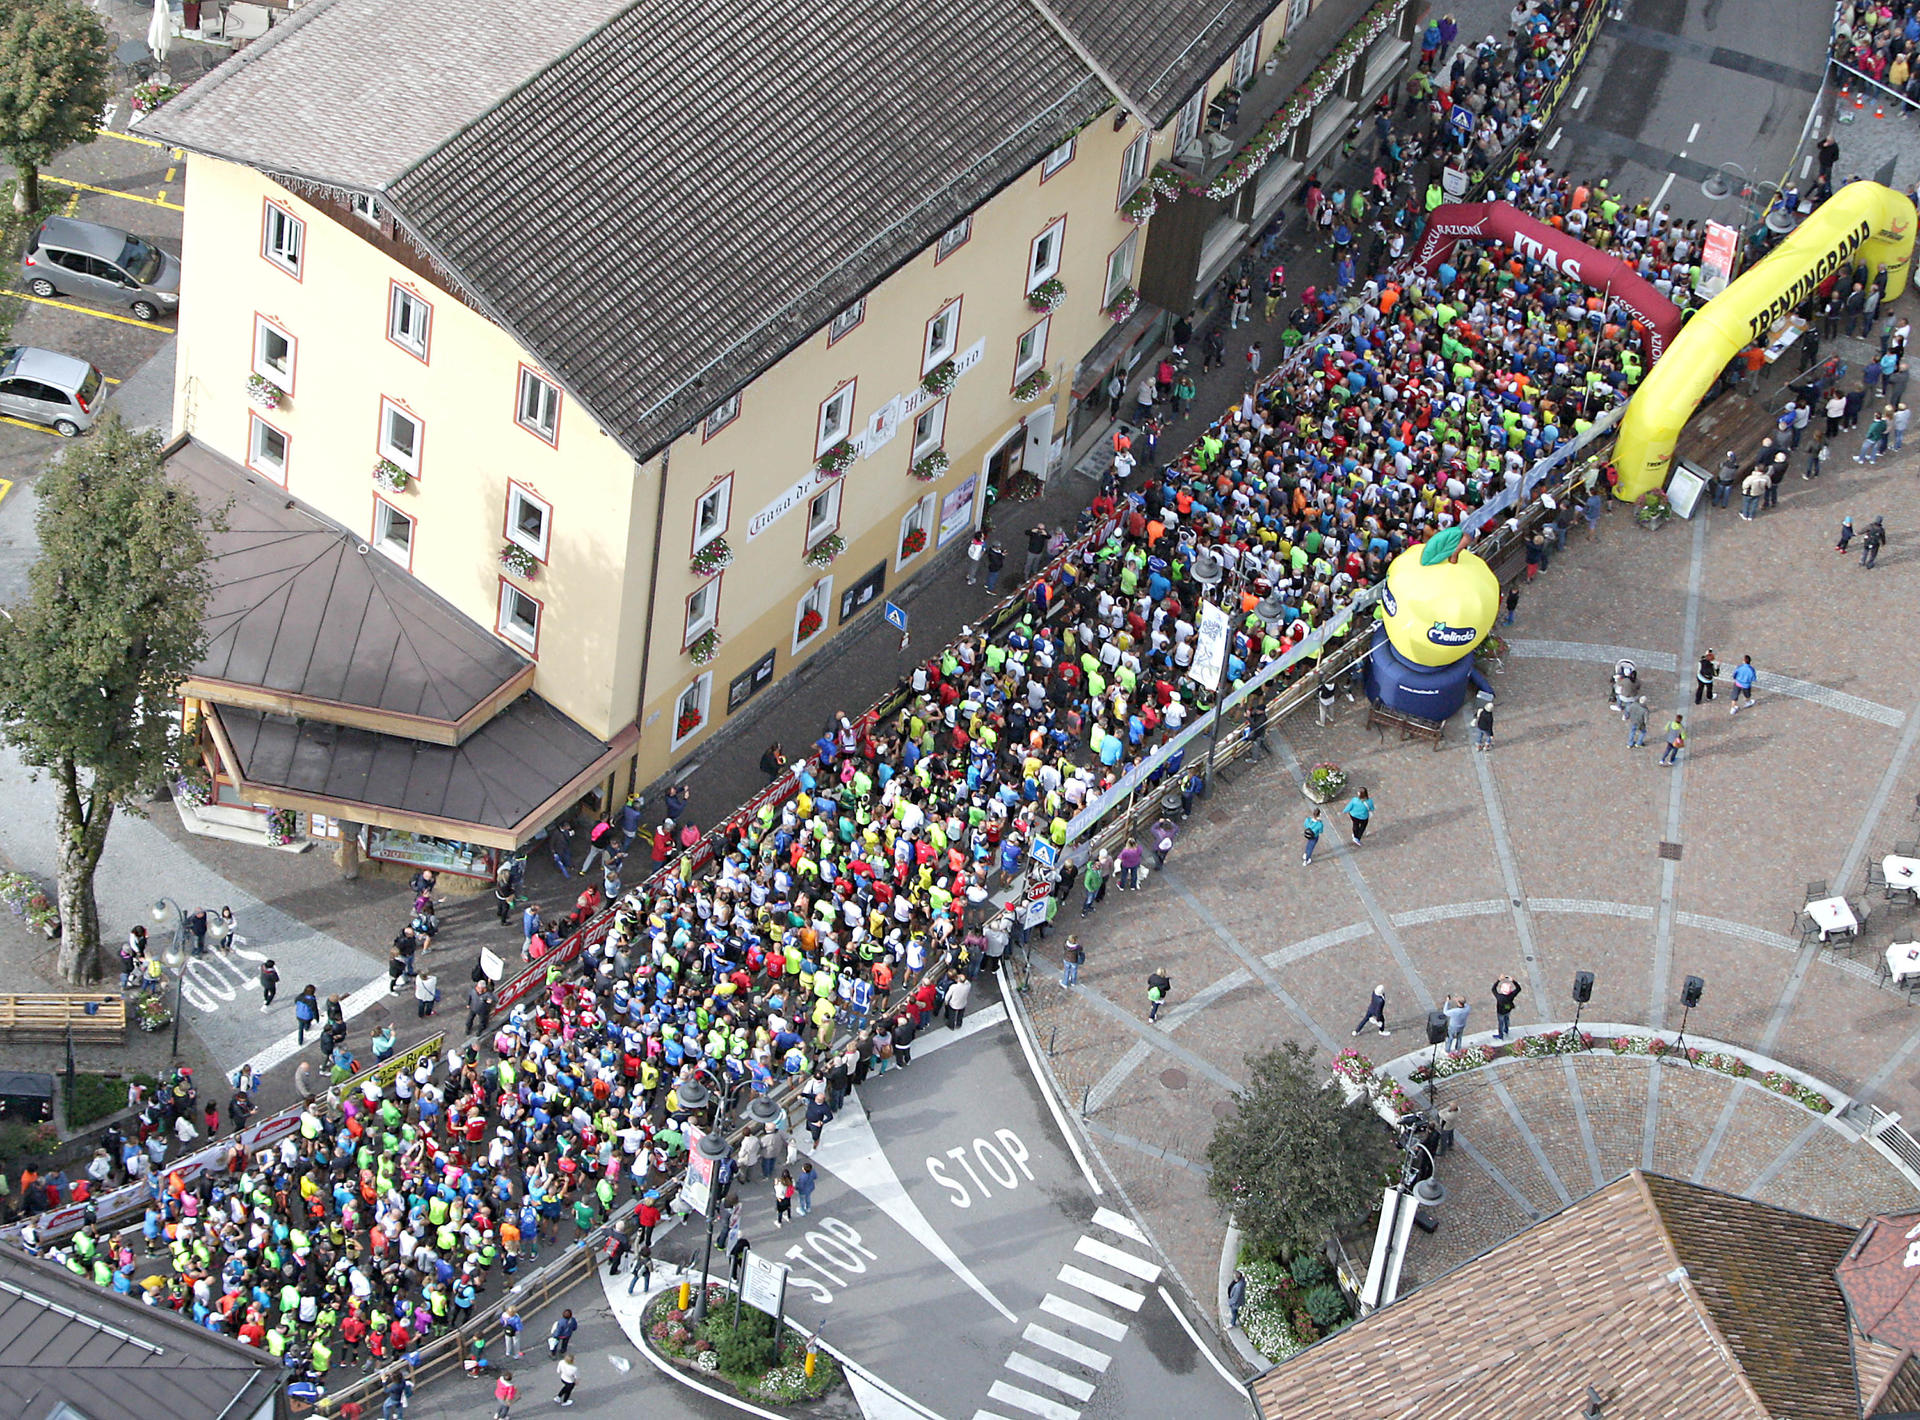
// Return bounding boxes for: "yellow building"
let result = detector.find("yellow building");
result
[147,0,1416,872]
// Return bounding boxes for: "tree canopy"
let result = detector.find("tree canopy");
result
[0,415,214,980]
[1206,1042,1402,1256]
[0,0,109,210]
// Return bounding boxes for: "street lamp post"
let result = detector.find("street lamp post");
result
[150,897,189,1057]
[1701,161,1799,267]
[1189,550,1230,793]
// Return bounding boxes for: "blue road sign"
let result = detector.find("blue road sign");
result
[1029,839,1060,870]
[884,600,909,633]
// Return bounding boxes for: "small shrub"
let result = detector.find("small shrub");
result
[1303,1282,1350,1330]
[710,1314,778,1376]
[1288,1253,1330,1287]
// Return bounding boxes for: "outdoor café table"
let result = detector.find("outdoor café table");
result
[1886,856,1920,894]
[1887,942,1920,984]
[1808,896,1859,942]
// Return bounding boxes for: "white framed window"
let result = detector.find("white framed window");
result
[805,480,842,549]
[703,392,740,439]
[497,581,541,653]
[1105,230,1140,304]
[828,300,866,343]
[935,218,972,262]
[1286,0,1310,33]
[377,398,422,475]
[1041,138,1076,178]
[694,477,732,551]
[897,493,935,570]
[684,579,718,646]
[793,576,833,651]
[1015,317,1049,381]
[252,316,294,388]
[505,482,552,561]
[516,365,560,444]
[816,384,856,455]
[910,400,946,462]
[672,674,712,748]
[1028,219,1066,293]
[351,193,384,225]
[388,284,431,360]
[372,498,414,566]
[262,201,303,277]
[1232,26,1263,88]
[1118,133,1151,200]
[923,299,961,374]
[1175,91,1206,151]
[247,413,288,483]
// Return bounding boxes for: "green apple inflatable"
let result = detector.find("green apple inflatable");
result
[1379,527,1498,667]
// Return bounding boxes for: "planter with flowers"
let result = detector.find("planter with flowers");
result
[129,81,179,122]
[816,440,855,476]
[499,543,537,578]
[920,361,958,398]
[172,770,212,809]
[911,449,949,482]
[264,808,299,847]
[688,628,721,666]
[1012,369,1052,403]
[247,374,286,411]
[900,525,927,560]
[1003,471,1043,503]
[0,871,59,938]
[804,534,845,569]
[135,995,173,1033]
[796,607,824,643]
[1303,762,1347,803]
[1104,286,1139,324]
[676,709,705,740]
[1026,278,1066,313]
[691,537,734,577]
[373,459,412,493]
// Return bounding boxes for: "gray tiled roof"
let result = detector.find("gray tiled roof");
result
[1045,0,1289,119]
[171,438,529,728]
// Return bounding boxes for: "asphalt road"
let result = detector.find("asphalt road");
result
[1543,0,1832,225]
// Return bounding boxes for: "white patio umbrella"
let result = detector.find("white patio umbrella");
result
[146,0,172,66]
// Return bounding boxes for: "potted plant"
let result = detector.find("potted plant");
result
[1013,369,1052,403]
[804,533,845,569]
[373,459,411,493]
[129,81,179,121]
[690,536,734,576]
[1105,286,1139,323]
[1304,762,1348,803]
[499,543,537,577]
[1004,471,1043,503]
[1026,277,1066,313]
[264,808,299,846]
[246,373,286,410]
[911,449,949,482]
[920,361,958,397]
[816,440,856,476]
[134,995,173,1032]
[173,770,212,808]
[900,525,927,559]
[796,607,824,642]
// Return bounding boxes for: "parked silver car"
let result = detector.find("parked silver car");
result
[21,217,181,322]
[0,346,106,436]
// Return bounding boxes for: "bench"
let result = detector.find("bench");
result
[0,993,127,1043]
[1366,702,1446,749]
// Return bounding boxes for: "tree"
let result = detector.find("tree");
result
[0,415,214,982]
[1206,1042,1402,1256]
[0,0,109,212]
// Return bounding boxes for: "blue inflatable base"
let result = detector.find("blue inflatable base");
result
[1364,625,1492,722]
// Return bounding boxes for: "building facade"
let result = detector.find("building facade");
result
[149,0,1414,870]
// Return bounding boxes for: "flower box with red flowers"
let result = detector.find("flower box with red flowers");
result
[797,608,824,642]
[900,526,927,557]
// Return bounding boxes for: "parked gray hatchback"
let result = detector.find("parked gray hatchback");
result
[0,346,106,436]
[21,217,181,322]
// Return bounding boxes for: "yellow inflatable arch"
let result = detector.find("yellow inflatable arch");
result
[1613,182,1916,500]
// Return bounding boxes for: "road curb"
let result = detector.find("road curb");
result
[1217,1220,1269,1371]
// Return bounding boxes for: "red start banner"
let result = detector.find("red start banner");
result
[1409,201,1684,361]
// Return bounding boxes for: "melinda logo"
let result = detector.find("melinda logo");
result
[1381,586,1398,616]
[1427,621,1477,647]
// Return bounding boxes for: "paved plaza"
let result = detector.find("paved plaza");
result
[1025,439,1920,1319]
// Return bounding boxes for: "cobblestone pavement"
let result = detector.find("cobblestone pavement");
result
[1021,392,1920,1346]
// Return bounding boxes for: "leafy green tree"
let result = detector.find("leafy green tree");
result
[0,0,109,212]
[0,415,214,982]
[1206,1042,1402,1256]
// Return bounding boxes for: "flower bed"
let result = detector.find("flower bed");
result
[691,537,734,576]
[1331,1047,1417,1116]
[1305,762,1347,802]
[911,449,948,482]
[0,870,58,935]
[643,1286,840,1404]
[134,995,173,1033]
[1236,1252,1352,1364]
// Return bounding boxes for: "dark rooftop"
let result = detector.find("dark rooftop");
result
[171,438,530,734]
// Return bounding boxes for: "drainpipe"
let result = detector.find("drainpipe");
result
[631,445,672,799]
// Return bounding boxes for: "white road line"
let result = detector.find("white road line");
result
[1040,1293,1129,1340]
[1022,1324,1111,1372]
[239,974,393,1077]
[1572,84,1588,109]
[1687,121,1701,142]
[1089,1207,1148,1245]
[987,1381,1080,1420]
[1073,1235,1161,1283]
[1004,1353,1096,1402]
[997,973,1104,1196]
[974,1413,1018,1420]
[1546,127,1562,150]
[1801,155,1812,179]
[1056,1265,1144,1311]
[1652,171,1676,214]
[911,1002,1006,1060]
[1156,1285,1245,1390]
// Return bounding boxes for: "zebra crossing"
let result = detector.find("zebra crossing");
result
[974,1207,1161,1420]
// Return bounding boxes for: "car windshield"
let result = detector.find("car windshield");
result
[116,235,164,284]
[77,367,102,406]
